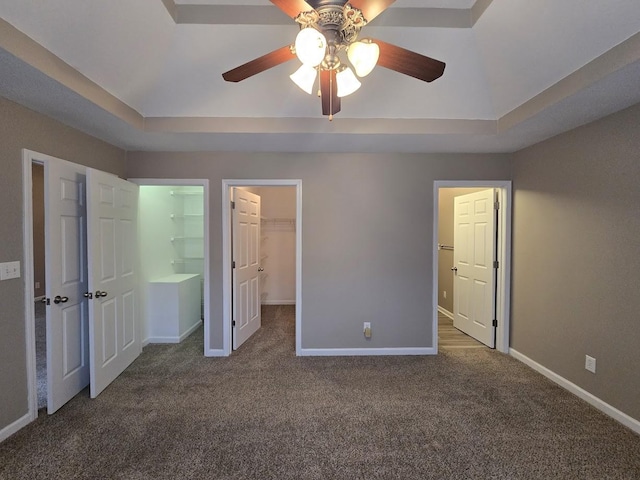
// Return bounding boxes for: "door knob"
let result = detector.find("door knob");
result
[95,291,108,298]
[451,267,458,273]
[258,267,264,272]
[84,292,93,299]
[53,296,69,304]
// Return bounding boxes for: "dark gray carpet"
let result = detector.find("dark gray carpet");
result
[2,305,639,479]
[34,301,46,410]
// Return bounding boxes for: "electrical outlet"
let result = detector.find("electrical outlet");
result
[443,291,447,299]
[363,322,371,339]
[585,355,596,374]
[0,261,21,281]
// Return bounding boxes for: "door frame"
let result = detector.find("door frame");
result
[22,149,71,421]
[222,179,302,356]
[128,178,211,355]
[433,181,512,353]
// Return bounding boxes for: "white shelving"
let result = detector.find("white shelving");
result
[169,188,204,273]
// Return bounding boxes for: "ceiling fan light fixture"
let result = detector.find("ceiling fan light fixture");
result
[294,27,327,67]
[290,64,317,95]
[336,66,361,98]
[347,39,380,77]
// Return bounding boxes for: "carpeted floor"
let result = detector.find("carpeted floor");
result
[2,305,639,479]
[34,301,47,410]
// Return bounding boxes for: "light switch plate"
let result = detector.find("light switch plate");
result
[0,261,21,280]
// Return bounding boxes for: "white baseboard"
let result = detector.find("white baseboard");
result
[147,321,202,344]
[510,349,640,435]
[261,300,295,305]
[437,306,454,319]
[204,348,227,357]
[179,321,202,342]
[299,347,436,356]
[0,411,33,443]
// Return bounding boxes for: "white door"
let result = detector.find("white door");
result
[232,188,261,349]
[86,169,141,397]
[44,160,90,414]
[453,189,497,348]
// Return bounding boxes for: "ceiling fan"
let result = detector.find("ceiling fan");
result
[222,0,446,119]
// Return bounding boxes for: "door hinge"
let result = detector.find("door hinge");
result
[232,320,236,327]
[493,260,499,269]
[494,201,500,210]
[231,201,235,209]
[232,260,236,269]
[492,319,498,327]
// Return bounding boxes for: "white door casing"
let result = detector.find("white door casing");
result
[453,189,497,348]
[232,188,261,350]
[44,160,90,414]
[86,168,141,398]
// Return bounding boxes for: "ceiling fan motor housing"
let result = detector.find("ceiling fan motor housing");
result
[295,2,368,71]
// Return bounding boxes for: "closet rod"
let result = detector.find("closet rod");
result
[438,244,454,251]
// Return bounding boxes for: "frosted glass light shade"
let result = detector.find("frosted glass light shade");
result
[347,40,380,77]
[295,28,327,67]
[336,67,361,97]
[290,64,317,95]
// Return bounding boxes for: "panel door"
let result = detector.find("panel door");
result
[232,188,261,350]
[86,169,140,397]
[44,160,90,414]
[453,189,497,348]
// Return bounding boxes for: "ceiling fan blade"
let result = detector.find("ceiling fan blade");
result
[373,39,446,83]
[222,45,296,82]
[270,0,314,18]
[348,0,396,22]
[320,69,341,116]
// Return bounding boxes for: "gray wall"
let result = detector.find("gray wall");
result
[511,102,640,421]
[0,97,126,433]
[126,153,512,351]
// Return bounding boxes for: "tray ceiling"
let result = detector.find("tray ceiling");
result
[0,0,639,153]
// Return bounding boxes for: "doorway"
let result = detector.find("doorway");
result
[31,163,47,410]
[222,180,302,356]
[129,179,211,354]
[24,150,143,420]
[433,181,512,354]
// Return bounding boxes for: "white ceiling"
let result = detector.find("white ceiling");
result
[0,0,639,153]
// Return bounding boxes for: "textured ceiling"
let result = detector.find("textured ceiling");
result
[0,0,639,153]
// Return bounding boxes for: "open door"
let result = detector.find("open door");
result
[86,168,141,397]
[232,188,261,350]
[44,159,90,414]
[453,189,497,348]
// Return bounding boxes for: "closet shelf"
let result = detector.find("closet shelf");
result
[261,217,295,232]
[170,190,203,196]
[170,213,204,219]
[261,217,295,226]
[170,236,204,242]
[171,258,204,265]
